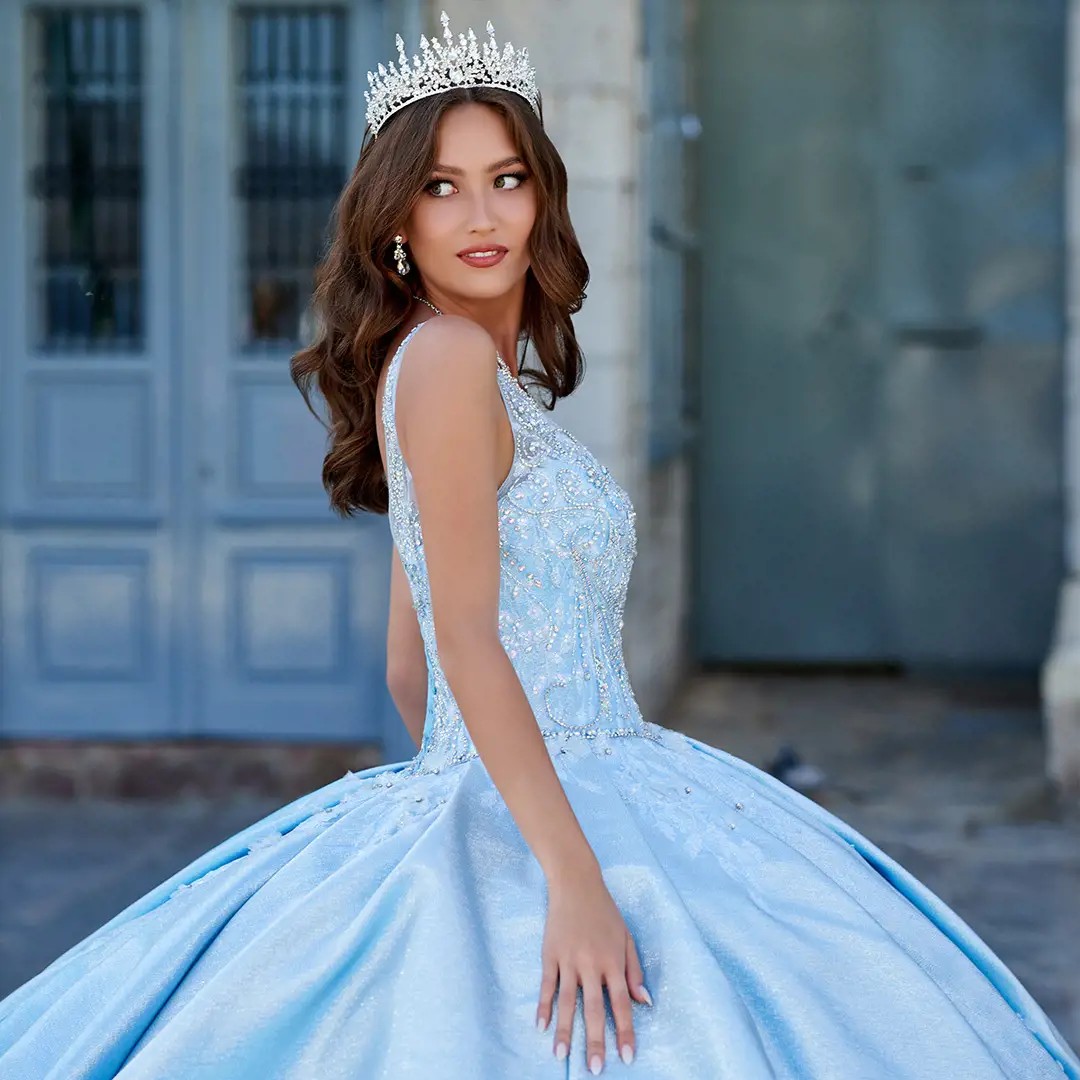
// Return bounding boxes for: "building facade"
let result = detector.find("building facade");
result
[1,0,1074,792]
[0,0,696,760]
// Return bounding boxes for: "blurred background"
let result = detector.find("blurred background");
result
[0,0,1078,1046]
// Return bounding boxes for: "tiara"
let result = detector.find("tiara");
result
[364,10,541,138]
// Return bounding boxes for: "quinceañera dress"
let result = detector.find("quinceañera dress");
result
[1,320,1078,1080]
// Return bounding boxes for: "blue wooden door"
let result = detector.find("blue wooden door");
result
[0,0,408,749]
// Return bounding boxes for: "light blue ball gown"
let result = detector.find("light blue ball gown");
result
[1,321,1078,1079]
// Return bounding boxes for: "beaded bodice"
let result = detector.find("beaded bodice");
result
[382,321,653,775]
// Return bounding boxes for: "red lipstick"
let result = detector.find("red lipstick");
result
[457,244,508,268]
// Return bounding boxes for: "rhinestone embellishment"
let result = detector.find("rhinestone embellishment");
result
[365,12,541,138]
[381,322,649,775]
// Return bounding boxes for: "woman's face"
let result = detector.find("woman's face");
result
[402,102,536,304]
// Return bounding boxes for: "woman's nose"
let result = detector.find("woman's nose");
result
[466,189,497,231]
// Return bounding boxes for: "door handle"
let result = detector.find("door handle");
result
[892,324,984,349]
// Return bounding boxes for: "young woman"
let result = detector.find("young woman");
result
[2,13,1078,1079]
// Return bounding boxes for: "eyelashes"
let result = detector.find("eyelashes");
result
[495,170,529,189]
[424,171,530,198]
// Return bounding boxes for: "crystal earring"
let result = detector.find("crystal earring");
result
[393,235,411,277]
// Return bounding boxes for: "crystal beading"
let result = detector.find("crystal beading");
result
[365,11,541,138]
[381,322,655,776]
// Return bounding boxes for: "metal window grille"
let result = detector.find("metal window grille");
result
[28,7,144,352]
[235,6,348,350]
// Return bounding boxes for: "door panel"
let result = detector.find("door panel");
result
[183,0,391,739]
[1,0,406,747]
[695,0,1065,670]
[877,0,1066,668]
[695,0,885,662]
[1,1,175,734]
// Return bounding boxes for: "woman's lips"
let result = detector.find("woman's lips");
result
[457,247,508,268]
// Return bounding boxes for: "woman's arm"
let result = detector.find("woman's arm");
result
[397,315,648,1067]
[396,314,597,880]
[386,545,427,749]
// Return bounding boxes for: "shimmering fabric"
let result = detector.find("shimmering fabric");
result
[1,322,1078,1079]
[386,322,650,776]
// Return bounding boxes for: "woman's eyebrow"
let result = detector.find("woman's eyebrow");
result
[430,156,523,176]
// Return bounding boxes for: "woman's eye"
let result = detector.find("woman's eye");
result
[426,172,528,196]
[495,171,527,190]
[427,179,455,197]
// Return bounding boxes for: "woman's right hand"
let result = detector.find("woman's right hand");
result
[535,863,653,1073]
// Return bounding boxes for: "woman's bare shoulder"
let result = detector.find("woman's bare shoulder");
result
[405,314,497,364]
[394,316,500,434]
[397,316,499,403]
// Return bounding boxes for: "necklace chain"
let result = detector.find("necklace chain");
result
[413,294,443,317]
[410,294,516,381]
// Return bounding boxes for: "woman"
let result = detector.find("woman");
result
[1,13,1078,1079]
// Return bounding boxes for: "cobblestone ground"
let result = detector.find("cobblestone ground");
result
[1,673,1078,1052]
[673,672,1080,1052]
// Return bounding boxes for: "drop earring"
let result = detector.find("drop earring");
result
[393,235,411,277]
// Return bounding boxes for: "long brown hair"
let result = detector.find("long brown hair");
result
[289,86,590,518]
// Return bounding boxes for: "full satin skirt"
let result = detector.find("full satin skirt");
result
[1,723,1077,1079]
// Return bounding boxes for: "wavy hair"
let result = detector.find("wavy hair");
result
[289,86,590,518]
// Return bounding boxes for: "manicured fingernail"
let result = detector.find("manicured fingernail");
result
[536,1013,547,1031]
[590,1053,603,1075]
[638,984,653,1006]
[621,1044,635,1064]
[555,1041,568,1060]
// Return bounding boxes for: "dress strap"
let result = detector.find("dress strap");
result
[382,322,427,451]
[382,319,518,513]
[382,321,430,512]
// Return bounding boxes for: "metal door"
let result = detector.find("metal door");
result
[694,0,1066,670]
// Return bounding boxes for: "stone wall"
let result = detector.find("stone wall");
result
[0,740,383,801]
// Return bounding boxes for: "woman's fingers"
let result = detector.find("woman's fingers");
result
[626,930,652,1006]
[543,932,650,1068]
[607,971,637,1065]
[535,952,557,1032]
[582,971,607,1074]
[552,967,576,1061]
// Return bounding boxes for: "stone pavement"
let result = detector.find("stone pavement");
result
[673,671,1080,1052]
[1,672,1078,1053]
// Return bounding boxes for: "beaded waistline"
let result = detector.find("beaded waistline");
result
[400,722,665,777]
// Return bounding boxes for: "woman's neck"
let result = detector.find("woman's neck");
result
[417,286,523,367]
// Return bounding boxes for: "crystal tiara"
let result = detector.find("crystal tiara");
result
[364,10,541,138]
